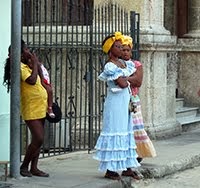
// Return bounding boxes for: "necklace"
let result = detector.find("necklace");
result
[109,59,126,69]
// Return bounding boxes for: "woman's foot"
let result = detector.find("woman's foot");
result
[20,167,32,177]
[30,169,49,177]
[104,170,121,180]
[121,168,142,180]
[47,107,55,118]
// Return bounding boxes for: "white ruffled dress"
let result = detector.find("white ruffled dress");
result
[93,60,140,172]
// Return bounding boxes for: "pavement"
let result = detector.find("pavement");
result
[1,128,200,188]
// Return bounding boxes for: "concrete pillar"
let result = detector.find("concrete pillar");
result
[0,0,11,161]
[141,0,170,34]
[138,0,180,139]
[186,0,200,37]
[139,50,181,139]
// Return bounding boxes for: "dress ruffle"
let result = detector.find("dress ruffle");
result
[97,157,140,172]
[94,133,137,151]
[94,133,140,171]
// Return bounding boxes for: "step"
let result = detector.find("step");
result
[177,116,200,132]
[176,98,184,109]
[177,116,200,125]
[176,107,199,118]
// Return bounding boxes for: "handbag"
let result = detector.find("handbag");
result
[129,96,137,113]
[46,101,62,123]
[128,83,137,113]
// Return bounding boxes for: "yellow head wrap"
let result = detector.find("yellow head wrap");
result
[102,32,124,54]
[122,35,133,49]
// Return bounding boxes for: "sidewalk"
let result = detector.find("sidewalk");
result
[1,128,200,188]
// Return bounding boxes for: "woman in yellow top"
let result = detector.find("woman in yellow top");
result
[3,40,49,177]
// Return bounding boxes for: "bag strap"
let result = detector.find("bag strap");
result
[127,81,132,95]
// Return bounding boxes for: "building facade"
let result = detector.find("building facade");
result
[1,0,200,161]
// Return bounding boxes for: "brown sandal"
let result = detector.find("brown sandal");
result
[121,169,142,180]
[20,168,32,177]
[30,169,49,177]
[104,170,121,180]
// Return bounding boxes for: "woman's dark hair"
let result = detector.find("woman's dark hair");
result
[3,39,26,93]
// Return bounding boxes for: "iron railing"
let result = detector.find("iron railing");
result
[21,0,140,158]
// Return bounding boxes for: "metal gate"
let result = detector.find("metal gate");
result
[21,0,140,158]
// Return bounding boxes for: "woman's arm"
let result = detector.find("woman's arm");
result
[128,65,143,88]
[37,63,48,89]
[24,51,39,85]
[115,76,129,88]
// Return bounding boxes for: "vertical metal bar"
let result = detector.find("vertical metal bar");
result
[97,5,102,140]
[93,5,98,144]
[10,0,22,178]
[88,3,94,152]
[136,13,140,60]
[65,1,71,151]
[104,5,107,35]
[121,7,123,32]
[101,5,104,38]
[60,0,65,152]
[44,0,47,45]
[54,0,60,154]
[74,1,79,150]
[114,4,117,32]
[108,3,111,34]
[32,0,35,45]
[117,5,120,31]
[69,1,76,151]
[130,11,136,60]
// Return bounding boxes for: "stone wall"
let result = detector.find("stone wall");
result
[177,38,200,107]
[139,41,181,139]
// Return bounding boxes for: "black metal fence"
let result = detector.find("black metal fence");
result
[21,0,140,158]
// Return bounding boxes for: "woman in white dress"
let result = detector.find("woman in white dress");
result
[93,32,141,180]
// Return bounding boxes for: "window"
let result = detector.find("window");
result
[176,0,188,37]
[22,0,94,26]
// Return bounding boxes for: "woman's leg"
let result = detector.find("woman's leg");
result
[20,119,45,177]
[30,119,49,177]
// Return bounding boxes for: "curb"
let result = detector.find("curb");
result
[139,153,200,179]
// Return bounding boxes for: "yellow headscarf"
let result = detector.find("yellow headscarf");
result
[102,32,124,54]
[122,35,133,49]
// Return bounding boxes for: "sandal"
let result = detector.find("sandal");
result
[20,168,32,177]
[104,170,121,180]
[30,169,49,177]
[121,169,142,180]
[137,157,143,163]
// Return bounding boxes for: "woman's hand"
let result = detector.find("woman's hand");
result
[22,49,39,64]
[30,53,39,64]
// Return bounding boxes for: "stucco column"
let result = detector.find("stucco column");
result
[141,0,169,34]
[139,50,181,139]
[0,0,11,161]
[138,0,180,139]
[186,0,200,37]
